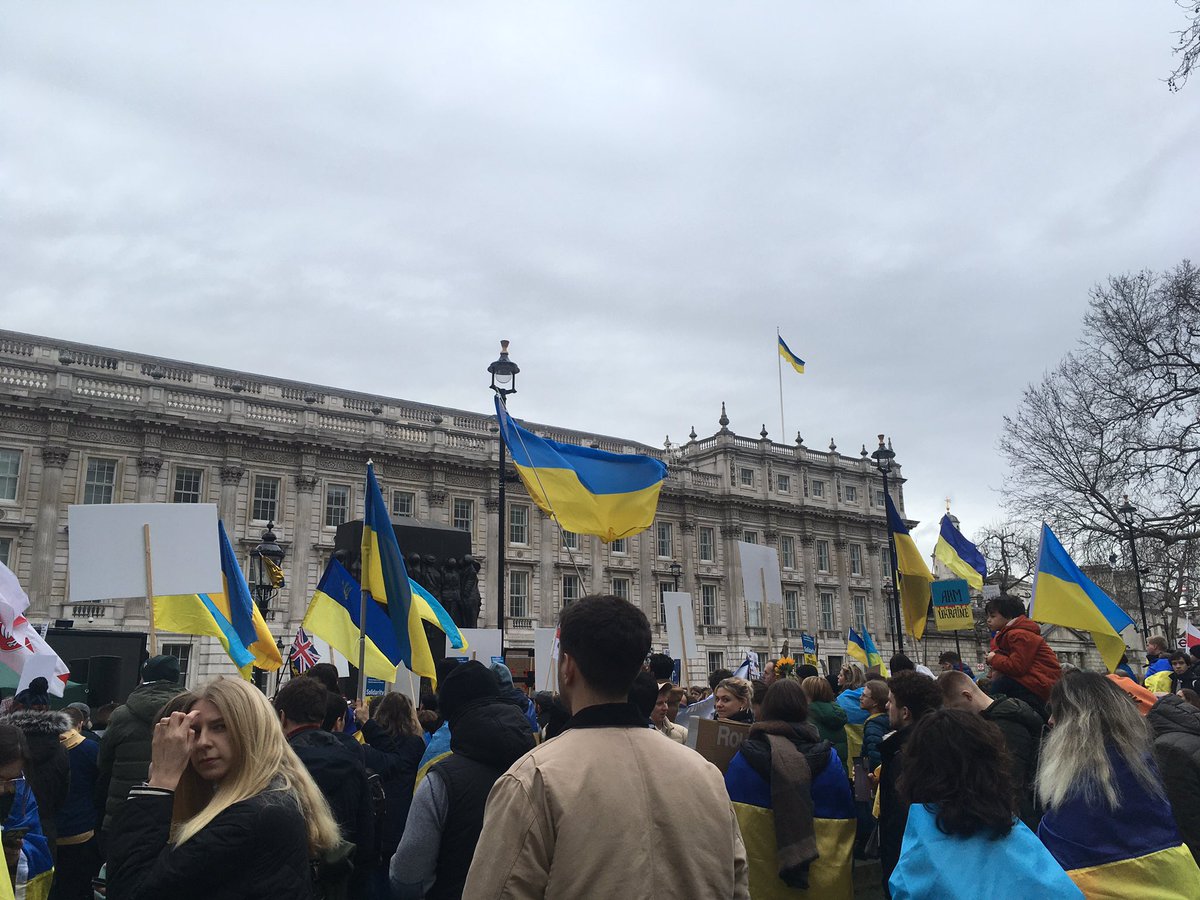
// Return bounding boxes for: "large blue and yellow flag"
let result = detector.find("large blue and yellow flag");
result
[847,627,886,673]
[1029,523,1133,673]
[494,397,668,542]
[933,514,987,590]
[885,493,934,641]
[302,558,405,683]
[361,462,437,683]
[778,334,805,374]
[154,521,282,678]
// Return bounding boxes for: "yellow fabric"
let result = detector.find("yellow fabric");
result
[1145,670,1174,693]
[361,526,436,682]
[893,531,933,641]
[301,588,403,683]
[732,804,854,899]
[414,751,451,789]
[1068,842,1200,900]
[511,463,664,543]
[208,588,283,673]
[872,766,882,818]
[845,723,864,766]
[0,829,12,900]
[23,869,52,900]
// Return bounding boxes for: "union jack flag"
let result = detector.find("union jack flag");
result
[288,627,320,676]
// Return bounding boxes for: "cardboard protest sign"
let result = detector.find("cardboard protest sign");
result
[450,628,502,665]
[534,627,558,692]
[663,591,699,664]
[693,716,752,773]
[68,503,222,601]
[738,542,784,606]
[932,579,974,631]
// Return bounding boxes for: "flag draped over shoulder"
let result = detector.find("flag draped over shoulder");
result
[302,558,404,683]
[885,494,934,641]
[361,462,437,684]
[777,335,805,374]
[0,563,70,697]
[933,514,987,590]
[494,398,668,542]
[1029,523,1133,673]
[155,521,282,678]
[847,627,886,673]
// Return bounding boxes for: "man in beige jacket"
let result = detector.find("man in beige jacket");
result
[464,594,749,899]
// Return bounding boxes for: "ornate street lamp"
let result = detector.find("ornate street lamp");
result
[248,521,285,691]
[669,561,682,591]
[872,434,905,654]
[1117,496,1151,642]
[488,341,519,647]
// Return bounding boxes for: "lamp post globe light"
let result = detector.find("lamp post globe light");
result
[871,434,904,654]
[488,341,519,649]
[669,561,682,592]
[249,521,285,691]
[1117,495,1151,643]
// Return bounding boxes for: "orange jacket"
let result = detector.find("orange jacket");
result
[989,616,1062,701]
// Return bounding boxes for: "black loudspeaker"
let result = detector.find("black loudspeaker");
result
[68,658,90,684]
[87,656,123,708]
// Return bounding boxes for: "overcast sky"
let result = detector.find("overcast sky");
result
[3,2,1198,554]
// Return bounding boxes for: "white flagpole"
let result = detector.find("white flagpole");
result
[776,327,786,443]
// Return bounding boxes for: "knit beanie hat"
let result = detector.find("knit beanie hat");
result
[439,661,500,725]
[14,677,50,710]
[489,662,515,690]
[142,654,181,684]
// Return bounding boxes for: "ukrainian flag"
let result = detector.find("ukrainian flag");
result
[933,514,987,590]
[778,335,805,374]
[361,462,437,683]
[302,558,405,683]
[847,627,885,673]
[494,397,668,542]
[886,494,934,641]
[1029,523,1133,673]
[154,521,282,677]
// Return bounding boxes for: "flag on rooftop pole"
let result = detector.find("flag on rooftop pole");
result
[777,335,805,374]
[493,397,668,542]
[933,513,987,591]
[1028,523,1134,673]
[885,493,935,641]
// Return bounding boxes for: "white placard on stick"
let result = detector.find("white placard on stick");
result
[663,592,699,663]
[450,628,503,665]
[534,627,558,692]
[68,504,222,602]
[738,542,784,606]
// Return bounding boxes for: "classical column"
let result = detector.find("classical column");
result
[483,496,500,627]
[136,457,163,502]
[800,535,818,634]
[289,474,320,622]
[720,523,744,655]
[29,446,70,615]
[218,466,244,524]
[427,489,447,526]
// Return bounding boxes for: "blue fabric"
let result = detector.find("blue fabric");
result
[3,777,53,885]
[890,804,1082,899]
[724,747,854,820]
[56,735,100,839]
[418,721,451,770]
[1145,658,1172,678]
[836,687,870,725]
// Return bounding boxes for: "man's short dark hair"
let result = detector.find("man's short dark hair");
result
[708,668,733,691]
[938,651,962,665]
[888,671,943,724]
[274,675,328,725]
[322,690,348,731]
[1169,650,1191,664]
[629,671,660,719]
[306,663,341,694]
[984,594,1026,620]
[890,654,916,673]
[559,595,652,698]
[647,653,675,681]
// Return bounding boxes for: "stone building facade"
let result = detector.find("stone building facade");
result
[1,328,1002,687]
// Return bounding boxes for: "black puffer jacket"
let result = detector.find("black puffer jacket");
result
[358,719,424,858]
[878,725,912,894]
[287,726,375,873]
[1147,694,1200,863]
[981,696,1045,828]
[106,785,314,900]
[1,710,70,854]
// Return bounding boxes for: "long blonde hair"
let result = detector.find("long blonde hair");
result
[839,663,865,689]
[1036,671,1162,812]
[171,677,341,854]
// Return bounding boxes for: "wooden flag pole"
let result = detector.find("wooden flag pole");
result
[676,604,691,688]
[143,524,158,656]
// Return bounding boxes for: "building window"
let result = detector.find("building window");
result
[780,535,796,569]
[777,473,790,493]
[561,530,578,550]
[820,591,835,631]
[610,537,627,554]
[850,543,863,576]
[0,450,20,501]
[325,484,350,528]
[452,498,474,533]
[252,476,280,522]
[743,530,759,545]
[708,651,725,674]
[83,458,118,505]
[881,546,892,578]
[739,467,754,487]
[875,489,886,507]
[844,484,858,503]
[612,576,630,600]
[172,466,203,504]
[701,583,717,626]
[854,595,868,634]
[509,571,529,618]
[0,537,11,569]
[509,505,529,544]
[162,643,190,683]
[392,490,415,518]
[656,522,673,558]
[811,479,826,499]
[698,526,714,562]
[562,574,582,605]
[816,540,830,573]
[784,589,800,630]
[747,592,763,628]
[658,582,672,622]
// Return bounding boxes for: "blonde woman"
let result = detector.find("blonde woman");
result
[835,663,870,725]
[106,677,341,900]
[712,677,754,724]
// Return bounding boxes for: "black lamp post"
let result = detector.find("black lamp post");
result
[872,434,904,655]
[488,341,519,649]
[669,561,682,592]
[1117,495,1151,643]
[249,521,285,691]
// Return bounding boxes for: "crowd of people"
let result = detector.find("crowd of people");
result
[1,591,1199,898]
